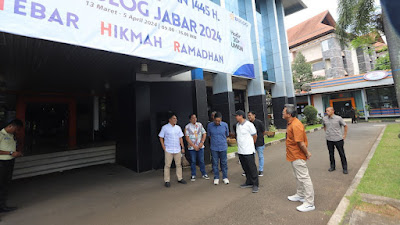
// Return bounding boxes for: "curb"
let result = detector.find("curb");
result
[227,126,323,159]
[327,125,387,225]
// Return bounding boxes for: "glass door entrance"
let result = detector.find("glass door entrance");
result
[24,103,69,155]
[332,100,353,118]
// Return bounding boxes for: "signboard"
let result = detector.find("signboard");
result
[363,70,388,81]
[0,0,255,78]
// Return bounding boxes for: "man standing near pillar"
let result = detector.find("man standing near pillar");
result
[235,110,259,193]
[207,112,229,185]
[185,114,209,181]
[0,119,24,212]
[159,112,187,188]
[283,104,315,212]
[322,107,348,174]
[247,111,266,176]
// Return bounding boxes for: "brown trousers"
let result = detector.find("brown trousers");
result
[164,152,183,182]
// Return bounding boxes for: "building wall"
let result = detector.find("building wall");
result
[321,37,347,78]
[298,44,323,63]
[351,48,360,75]
[313,94,324,115]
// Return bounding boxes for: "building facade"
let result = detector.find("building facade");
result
[287,11,384,81]
[0,0,304,176]
[297,70,399,118]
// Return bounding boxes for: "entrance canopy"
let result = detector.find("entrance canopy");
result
[0,0,255,78]
[0,32,192,93]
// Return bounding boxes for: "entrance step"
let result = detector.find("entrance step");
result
[13,145,116,179]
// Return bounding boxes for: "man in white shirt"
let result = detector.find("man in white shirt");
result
[159,112,187,188]
[234,110,259,193]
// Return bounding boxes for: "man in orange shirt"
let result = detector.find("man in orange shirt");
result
[283,104,315,212]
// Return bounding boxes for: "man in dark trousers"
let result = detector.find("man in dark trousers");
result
[234,110,259,193]
[322,107,348,174]
[0,119,24,212]
[247,111,266,176]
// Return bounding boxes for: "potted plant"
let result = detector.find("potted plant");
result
[227,132,237,146]
[266,125,277,138]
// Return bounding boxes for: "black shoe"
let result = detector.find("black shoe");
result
[252,186,259,193]
[328,168,336,172]
[343,169,348,174]
[258,171,264,177]
[165,182,171,188]
[240,183,253,188]
[0,206,18,213]
[178,179,187,184]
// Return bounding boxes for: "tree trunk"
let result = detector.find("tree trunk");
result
[381,6,400,109]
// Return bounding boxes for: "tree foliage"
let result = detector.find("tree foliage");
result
[375,54,391,70]
[291,52,314,91]
[336,0,383,49]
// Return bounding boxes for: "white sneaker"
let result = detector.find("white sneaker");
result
[288,194,306,202]
[296,202,315,212]
[214,179,219,185]
[223,178,229,184]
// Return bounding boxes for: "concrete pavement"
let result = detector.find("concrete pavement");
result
[2,123,384,225]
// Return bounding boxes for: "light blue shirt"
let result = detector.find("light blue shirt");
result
[159,123,184,153]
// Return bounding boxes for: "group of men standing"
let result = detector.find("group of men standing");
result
[158,110,266,193]
[158,105,349,213]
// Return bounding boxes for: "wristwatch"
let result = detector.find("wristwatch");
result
[9,151,13,155]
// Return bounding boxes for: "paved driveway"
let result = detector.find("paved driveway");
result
[3,123,384,225]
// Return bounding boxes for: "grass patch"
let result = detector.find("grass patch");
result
[264,132,286,143]
[356,124,400,199]
[227,145,238,154]
[341,124,400,224]
[228,133,287,154]
[227,125,322,154]
[305,124,323,131]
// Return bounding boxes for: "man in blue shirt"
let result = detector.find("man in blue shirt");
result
[207,112,229,185]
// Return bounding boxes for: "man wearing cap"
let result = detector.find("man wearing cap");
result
[234,110,259,193]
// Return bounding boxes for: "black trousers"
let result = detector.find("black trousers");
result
[327,140,347,170]
[239,154,259,186]
[0,159,15,207]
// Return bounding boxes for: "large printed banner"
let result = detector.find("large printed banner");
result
[0,0,255,78]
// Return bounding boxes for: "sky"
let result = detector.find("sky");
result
[284,0,382,30]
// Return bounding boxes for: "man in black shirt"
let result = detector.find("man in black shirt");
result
[247,111,266,176]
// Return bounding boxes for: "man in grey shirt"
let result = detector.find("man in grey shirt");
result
[322,107,348,174]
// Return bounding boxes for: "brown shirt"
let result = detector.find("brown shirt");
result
[286,117,308,162]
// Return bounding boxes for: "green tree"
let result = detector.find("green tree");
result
[375,54,391,70]
[336,0,400,109]
[291,52,314,91]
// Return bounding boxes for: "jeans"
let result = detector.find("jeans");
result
[327,140,348,170]
[189,148,207,176]
[0,159,15,207]
[239,154,259,186]
[211,150,228,179]
[255,146,265,172]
